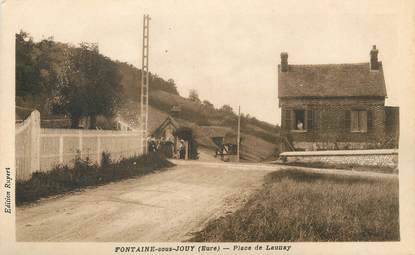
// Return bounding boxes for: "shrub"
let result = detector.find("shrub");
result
[16,152,174,206]
[101,151,112,167]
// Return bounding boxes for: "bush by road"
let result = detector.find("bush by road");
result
[16,152,174,206]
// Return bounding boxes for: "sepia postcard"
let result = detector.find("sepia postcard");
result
[1,0,415,254]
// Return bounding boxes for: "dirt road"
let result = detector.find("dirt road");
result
[16,160,280,242]
[16,159,395,242]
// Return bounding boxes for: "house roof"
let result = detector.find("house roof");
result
[151,115,189,136]
[278,62,387,98]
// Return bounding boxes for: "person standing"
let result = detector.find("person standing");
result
[178,139,185,159]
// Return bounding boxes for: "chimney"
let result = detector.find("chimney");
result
[280,52,288,72]
[370,45,379,71]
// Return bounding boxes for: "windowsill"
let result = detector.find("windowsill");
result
[290,130,307,133]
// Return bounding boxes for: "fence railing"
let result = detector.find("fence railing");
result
[16,110,143,181]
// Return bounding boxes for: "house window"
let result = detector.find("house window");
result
[351,110,368,133]
[294,110,305,130]
[283,109,314,131]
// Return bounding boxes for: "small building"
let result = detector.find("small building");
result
[151,115,198,159]
[278,46,399,151]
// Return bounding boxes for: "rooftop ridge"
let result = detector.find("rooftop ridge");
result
[279,61,383,68]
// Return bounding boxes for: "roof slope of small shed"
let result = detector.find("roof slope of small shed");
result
[278,62,387,98]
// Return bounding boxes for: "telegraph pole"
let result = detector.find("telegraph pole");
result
[237,105,241,162]
[140,14,150,154]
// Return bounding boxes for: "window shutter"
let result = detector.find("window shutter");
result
[367,110,373,131]
[360,111,368,133]
[317,110,322,130]
[284,109,292,130]
[291,110,295,130]
[345,110,351,131]
[307,110,314,131]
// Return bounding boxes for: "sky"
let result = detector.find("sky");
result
[6,0,404,125]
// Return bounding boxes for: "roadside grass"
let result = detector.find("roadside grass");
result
[189,169,399,242]
[16,152,174,206]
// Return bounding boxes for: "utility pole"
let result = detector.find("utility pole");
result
[237,105,241,162]
[140,14,150,154]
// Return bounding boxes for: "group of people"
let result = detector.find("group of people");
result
[147,136,187,159]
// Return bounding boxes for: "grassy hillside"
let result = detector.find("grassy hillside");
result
[119,100,279,162]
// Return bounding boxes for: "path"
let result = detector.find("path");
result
[16,161,276,242]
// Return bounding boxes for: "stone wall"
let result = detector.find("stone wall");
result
[292,141,384,151]
[280,149,398,168]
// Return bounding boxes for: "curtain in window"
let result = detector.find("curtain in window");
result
[351,111,359,132]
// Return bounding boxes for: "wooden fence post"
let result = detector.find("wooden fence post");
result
[30,110,41,174]
[59,135,64,164]
[79,130,83,159]
[140,133,144,155]
[97,135,101,166]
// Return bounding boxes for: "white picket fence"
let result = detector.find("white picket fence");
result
[16,110,143,181]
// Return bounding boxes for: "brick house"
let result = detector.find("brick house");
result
[278,46,399,151]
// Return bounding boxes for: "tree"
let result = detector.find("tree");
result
[16,31,42,97]
[56,43,122,128]
[166,78,179,95]
[220,104,234,114]
[16,31,69,113]
[188,89,201,103]
[202,100,214,109]
[35,37,68,112]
